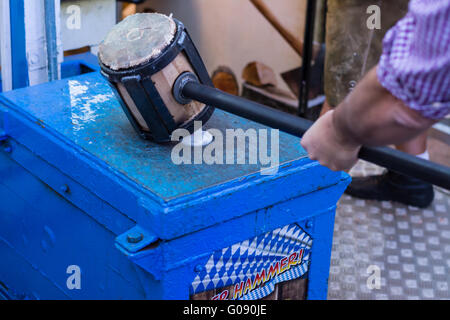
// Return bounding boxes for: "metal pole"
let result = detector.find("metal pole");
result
[298,0,316,117]
[44,0,58,82]
[181,80,450,190]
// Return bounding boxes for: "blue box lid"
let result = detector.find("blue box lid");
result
[0,73,345,239]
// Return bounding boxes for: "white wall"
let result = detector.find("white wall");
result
[60,0,116,53]
[139,0,306,92]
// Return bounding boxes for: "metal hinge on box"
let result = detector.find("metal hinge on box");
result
[115,225,164,280]
[115,225,159,254]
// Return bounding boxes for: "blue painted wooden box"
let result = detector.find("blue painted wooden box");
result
[0,72,350,300]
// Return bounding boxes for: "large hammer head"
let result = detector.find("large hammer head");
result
[98,13,214,143]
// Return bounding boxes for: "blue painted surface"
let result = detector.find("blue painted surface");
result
[1,73,347,239]
[9,0,29,89]
[0,72,351,299]
[63,52,100,68]
[1,72,311,200]
[61,53,100,79]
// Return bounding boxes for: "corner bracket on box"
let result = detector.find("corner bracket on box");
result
[115,225,159,254]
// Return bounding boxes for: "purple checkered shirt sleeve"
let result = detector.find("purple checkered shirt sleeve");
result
[377,0,450,119]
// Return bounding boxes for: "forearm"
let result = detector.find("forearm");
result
[332,66,437,148]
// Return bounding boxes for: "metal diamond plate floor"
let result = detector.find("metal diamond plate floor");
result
[328,160,450,300]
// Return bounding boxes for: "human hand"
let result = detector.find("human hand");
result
[301,110,361,171]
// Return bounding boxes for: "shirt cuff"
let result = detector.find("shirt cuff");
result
[377,65,450,120]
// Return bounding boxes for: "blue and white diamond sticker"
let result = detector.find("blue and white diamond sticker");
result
[190,223,312,300]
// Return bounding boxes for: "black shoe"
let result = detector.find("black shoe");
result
[345,171,434,208]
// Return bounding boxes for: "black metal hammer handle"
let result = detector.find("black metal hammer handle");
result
[181,81,450,190]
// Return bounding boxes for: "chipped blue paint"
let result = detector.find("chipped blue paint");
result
[0,72,350,299]
[1,73,312,199]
